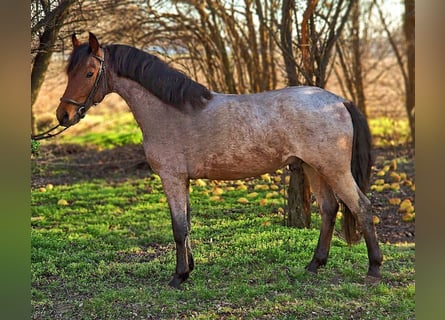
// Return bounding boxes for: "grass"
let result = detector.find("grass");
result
[31,172,414,319]
[31,111,414,319]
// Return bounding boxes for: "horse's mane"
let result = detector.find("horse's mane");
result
[66,43,212,110]
[107,44,212,109]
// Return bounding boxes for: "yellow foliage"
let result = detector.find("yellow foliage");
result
[390,183,400,191]
[399,199,414,213]
[389,172,401,182]
[57,199,69,206]
[237,184,248,191]
[370,185,384,192]
[374,179,385,185]
[390,159,398,170]
[194,179,207,187]
[266,191,279,198]
[254,184,269,191]
[39,187,46,192]
[270,184,280,190]
[247,192,259,198]
[212,187,224,196]
[389,198,401,205]
[237,197,249,204]
[376,170,386,177]
[209,195,222,202]
[260,174,271,182]
[372,215,380,224]
[403,180,413,187]
[402,212,415,222]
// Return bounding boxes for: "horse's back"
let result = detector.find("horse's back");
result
[182,86,354,180]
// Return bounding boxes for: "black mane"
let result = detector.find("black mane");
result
[107,44,212,109]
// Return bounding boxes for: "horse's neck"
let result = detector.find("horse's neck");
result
[109,75,184,136]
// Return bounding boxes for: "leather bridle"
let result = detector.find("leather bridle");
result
[60,53,107,119]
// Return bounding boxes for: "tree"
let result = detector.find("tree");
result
[335,0,367,116]
[279,0,353,228]
[374,0,415,143]
[31,0,78,135]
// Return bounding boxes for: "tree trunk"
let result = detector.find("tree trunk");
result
[404,0,415,144]
[31,0,75,135]
[280,0,298,86]
[351,0,366,116]
[287,159,311,228]
[280,0,311,228]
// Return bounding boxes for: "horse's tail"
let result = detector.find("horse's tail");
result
[341,101,373,245]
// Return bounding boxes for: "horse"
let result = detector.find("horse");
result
[55,32,382,288]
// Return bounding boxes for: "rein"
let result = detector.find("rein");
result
[31,124,69,141]
[60,53,107,118]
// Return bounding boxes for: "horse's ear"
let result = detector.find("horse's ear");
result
[88,32,100,56]
[72,33,81,48]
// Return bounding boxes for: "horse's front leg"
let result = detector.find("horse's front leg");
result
[160,173,194,288]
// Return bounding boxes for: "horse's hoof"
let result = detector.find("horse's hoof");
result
[168,273,189,289]
[305,260,321,274]
[365,274,381,285]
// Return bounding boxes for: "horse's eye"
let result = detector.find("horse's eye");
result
[86,71,94,78]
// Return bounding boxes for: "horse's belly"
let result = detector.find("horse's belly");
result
[188,150,292,180]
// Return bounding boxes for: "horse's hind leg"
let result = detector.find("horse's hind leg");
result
[303,165,339,273]
[329,173,382,279]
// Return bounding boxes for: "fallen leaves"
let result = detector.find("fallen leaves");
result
[371,157,415,224]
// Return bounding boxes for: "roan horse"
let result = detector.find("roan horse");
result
[56,32,382,288]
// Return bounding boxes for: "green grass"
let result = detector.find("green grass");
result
[369,117,411,147]
[32,174,414,319]
[57,113,143,149]
[31,113,414,318]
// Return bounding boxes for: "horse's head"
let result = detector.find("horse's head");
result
[56,32,108,127]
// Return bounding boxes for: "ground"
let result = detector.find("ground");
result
[31,142,414,245]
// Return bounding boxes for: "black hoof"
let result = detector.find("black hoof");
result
[168,273,189,289]
[306,259,325,274]
[367,266,382,279]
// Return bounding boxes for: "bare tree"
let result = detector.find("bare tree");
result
[374,0,415,143]
[279,0,353,228]
[31,0,78,134]
[335,0,367,116]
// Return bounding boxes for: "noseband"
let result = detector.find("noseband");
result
[60,53,107,118]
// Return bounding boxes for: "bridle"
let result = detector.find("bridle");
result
[60,53,107,119]
[31,52,107,141]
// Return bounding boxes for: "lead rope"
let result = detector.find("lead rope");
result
[31,124,69,141]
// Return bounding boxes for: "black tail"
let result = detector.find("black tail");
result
[341,101,373,245]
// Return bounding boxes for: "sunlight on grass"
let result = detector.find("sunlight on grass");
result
[31,112,414,319]
[369,117,411,146]
[32,173,415,319]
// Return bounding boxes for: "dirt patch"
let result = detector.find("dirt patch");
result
[31,143,414,244]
